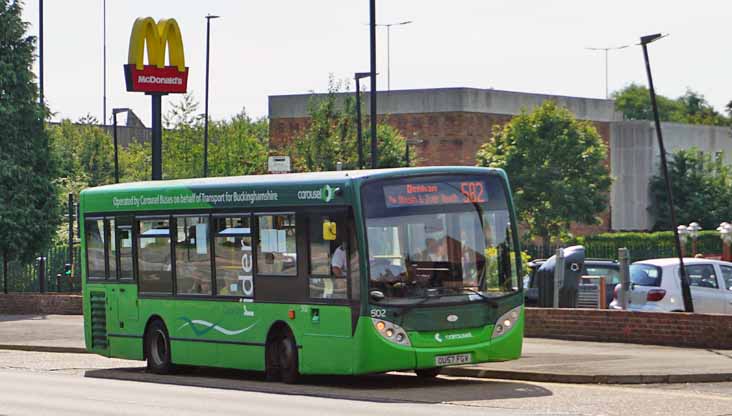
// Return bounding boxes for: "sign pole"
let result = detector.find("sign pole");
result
[151,94,163,180]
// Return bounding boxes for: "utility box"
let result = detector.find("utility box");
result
[536,245,585,308]
[268,156,291,174]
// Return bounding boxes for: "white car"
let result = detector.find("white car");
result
[610,258,732,314]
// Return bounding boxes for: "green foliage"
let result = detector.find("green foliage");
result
[570,230,722,261]
[612,83,729,126]
[0,0,60,262]
[476,101,611,245]
[649,148,732,230]
[288,77,409,172]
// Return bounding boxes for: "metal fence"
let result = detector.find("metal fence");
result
[2,246,81,293]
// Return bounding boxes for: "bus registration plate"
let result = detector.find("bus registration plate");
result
[435,353,471,366]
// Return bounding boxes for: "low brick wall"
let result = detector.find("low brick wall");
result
[526,307,732,349]
[0,294,82,315]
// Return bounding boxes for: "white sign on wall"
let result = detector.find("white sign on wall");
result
[268,156,291,173]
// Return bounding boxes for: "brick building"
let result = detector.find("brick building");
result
[269,88,620,233]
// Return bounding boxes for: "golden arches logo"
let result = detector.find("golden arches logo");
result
[124,17,188,94]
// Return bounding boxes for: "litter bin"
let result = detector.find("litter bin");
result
[536,245,585,308]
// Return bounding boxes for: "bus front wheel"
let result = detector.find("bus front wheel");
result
[145,320,173,374]
[266,329,299,384]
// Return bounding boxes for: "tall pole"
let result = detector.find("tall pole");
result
[369,0,377,169]
[386,26,391,91]
[640,33,694,312]
[355,75,364,170]
[604,49,609,99]
[204,15,219,178]
[113,112,119,183]
[151,94,162,180]
[103,0,107,123]
[586,45,628,99]
[39,0,44,110]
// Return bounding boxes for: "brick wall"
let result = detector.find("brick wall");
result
[526,307,732,349]
[0,294,82,315]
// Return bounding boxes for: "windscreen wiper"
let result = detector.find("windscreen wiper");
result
[395,291,444,317]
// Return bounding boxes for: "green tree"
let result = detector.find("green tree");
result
[0,0,59,265]
[612,84,728,126]
[649,148,732,230]
[476,101,611,247]
[49,119,115,191]
[288,77,409,172]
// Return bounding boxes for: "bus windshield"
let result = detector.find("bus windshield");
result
[362,174,520,304]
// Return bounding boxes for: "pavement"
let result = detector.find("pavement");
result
[1,314,732,384]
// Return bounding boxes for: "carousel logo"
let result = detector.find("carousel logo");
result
[297,185,337,203]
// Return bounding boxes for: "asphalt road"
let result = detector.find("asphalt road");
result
[1,350,732,416]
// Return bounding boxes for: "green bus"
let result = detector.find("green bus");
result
[81,167,523,382]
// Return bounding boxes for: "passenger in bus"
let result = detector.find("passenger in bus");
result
[331,243,347,277]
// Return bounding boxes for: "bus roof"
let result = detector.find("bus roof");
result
[80,166,506,214]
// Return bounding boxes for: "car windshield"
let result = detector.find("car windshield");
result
[362,174,520,303]
[630,264,662,286]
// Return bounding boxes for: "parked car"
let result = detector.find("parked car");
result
[523,258,619,308]
[610,258,732,314]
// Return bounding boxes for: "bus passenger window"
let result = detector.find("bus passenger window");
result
[108,218,117,279]
[85,219,106,279]
[175,216,212,295]
[116,217,134,280]
[307,214,347,299]
[256,214,296,276]
[138,219,172,294]
[213,216,252,296]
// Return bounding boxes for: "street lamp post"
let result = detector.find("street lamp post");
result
[203,14,220,178]
[369,0,377,169]
[688,222,702,256]
[375,20,412,91]
[112,108,131,184]
[718,222,732,261]
[354,72,371,169]
[585,44,629,99]
[640,33,694,313]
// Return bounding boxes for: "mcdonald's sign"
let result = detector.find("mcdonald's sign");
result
[124,17,188,94]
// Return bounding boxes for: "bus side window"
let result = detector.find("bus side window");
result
[307,213,347,300]
[175,216,212,295]
[107,218,117,279]
[85,218,106,280]
[256,214,296,276]
[138,218,173,294]
[116,216,134,280]
[213,215,252,297]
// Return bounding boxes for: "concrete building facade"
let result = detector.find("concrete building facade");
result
[269,87,732,233]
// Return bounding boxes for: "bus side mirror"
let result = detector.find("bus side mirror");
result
[323,221,337,241]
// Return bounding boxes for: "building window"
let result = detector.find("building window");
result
[257,214,296,276]
[214,216,252,296]
[175,216,212,295]
[138,218,172,294]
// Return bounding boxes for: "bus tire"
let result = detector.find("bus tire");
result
[265,327,299,384]
[145,319,173,374]
[415,368,441,378]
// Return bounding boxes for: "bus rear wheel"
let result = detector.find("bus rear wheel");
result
[415,368,441,378]
[145,320,173,374]
[266,330,299,384]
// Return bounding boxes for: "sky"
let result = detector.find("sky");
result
[19,0,732,126]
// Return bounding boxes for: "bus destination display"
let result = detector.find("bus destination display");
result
[383,181,487,208]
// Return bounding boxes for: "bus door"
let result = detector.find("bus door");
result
[301,210,354,373]
[115,218,139,325]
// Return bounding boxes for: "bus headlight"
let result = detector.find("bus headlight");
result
[492,306,522,339]
[371,318,411,347]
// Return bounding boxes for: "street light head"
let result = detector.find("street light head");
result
[112,108,131,115]
[355,72,371,79]
[398,20,413,25]
[206,14,221,20]
[640,33,666,45]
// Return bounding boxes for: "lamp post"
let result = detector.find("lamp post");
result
[354,72,371,169]
[677,224,689,257]
[112,108,131,184]
[203,14,220,178]
[375,20,412,91]
[641,32,694,312]
[585,44,629,99]
[369,0,377,169]
[718,222,732,261]
[405,137,423,166]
